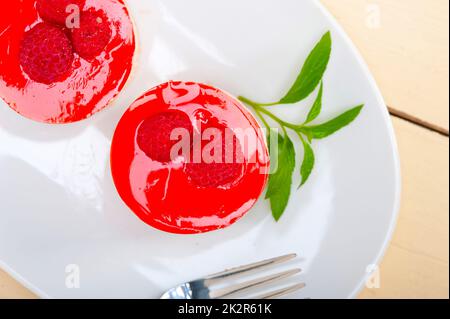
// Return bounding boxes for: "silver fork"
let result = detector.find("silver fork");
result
[160,254,305,299]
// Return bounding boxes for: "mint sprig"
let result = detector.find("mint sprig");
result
[238,31,364,221]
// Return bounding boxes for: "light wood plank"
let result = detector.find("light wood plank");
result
[360,244,449,299]
[359,117,449,299]
[321,0,450,131]
[0,269,36,299]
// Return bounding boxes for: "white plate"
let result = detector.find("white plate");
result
[0,0,400,299]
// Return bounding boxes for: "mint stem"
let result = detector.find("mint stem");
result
[238,96,278,108]
[239,96,304,133]
[253,107,271,131]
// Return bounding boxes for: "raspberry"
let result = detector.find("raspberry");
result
[37,0,85,26]
[185,162,244,189]
[19,23,74,84]
[71,9,112,60]
[137,111,193,163]
[185,129,244,188]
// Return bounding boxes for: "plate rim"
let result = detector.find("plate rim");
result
[311,0,402,299]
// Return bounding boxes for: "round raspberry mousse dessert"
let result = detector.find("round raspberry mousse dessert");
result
[111,82,270,234]
[0,0,135,123]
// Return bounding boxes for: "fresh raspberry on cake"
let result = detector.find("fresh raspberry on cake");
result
[185,129,244,188]
[71,9,112,60]
[36,0,85,26]
[137,111,193,163]
[19,22,74,84]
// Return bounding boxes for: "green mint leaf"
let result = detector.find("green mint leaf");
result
[302,105,364,139]
[265,132,296,221]
[299,138,315,188]
[304,82,323,124]
[265,127,279,175]
[279,32,332,104]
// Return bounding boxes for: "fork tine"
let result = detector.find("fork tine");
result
[205,254,297,282]
[254,282,306,299]
[209,268,301,299]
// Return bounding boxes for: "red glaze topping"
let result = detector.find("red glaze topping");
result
[0,0,135,124]
[111,82,270,234]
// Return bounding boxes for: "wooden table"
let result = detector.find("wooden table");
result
[1,0,449,299]
[324,0,449,299]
